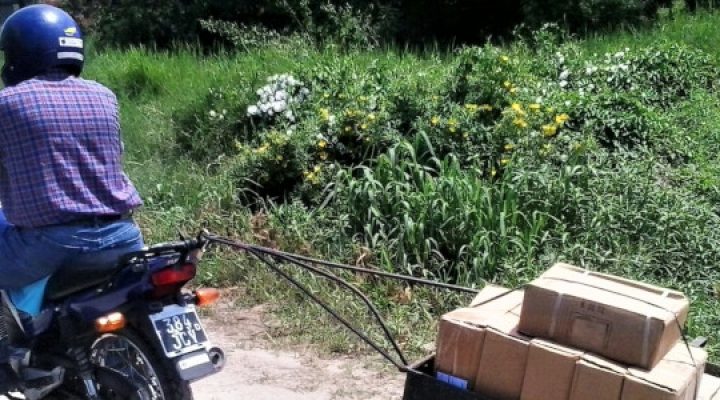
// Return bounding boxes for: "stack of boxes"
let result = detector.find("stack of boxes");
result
[435,263,711,400]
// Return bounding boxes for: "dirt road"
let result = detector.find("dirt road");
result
[191,300,405,400]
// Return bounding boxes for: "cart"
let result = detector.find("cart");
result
[204,233,719,400]
[402,355,720,400]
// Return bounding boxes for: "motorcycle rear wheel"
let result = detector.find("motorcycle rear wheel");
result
[90,329,194,400]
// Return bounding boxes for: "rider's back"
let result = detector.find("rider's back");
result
[0,73,142,228]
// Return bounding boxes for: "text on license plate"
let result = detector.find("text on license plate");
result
[151,305,209,358]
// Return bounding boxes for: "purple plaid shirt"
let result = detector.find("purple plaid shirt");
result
[0,73,142,228]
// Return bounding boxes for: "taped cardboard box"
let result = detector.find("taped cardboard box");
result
[470,285,524,309]
[435,315,488,390]
[522,340,707,400]
[521,339,583,400]
[570,354,626,400]
[623,342,706,400]
[699,374,720,400]
[435,286,524,390]
[474,312,530,400]
[519,263,689,369]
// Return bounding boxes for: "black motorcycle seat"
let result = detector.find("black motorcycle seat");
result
[44,263,119,302]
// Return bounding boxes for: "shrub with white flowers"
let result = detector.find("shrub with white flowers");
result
[247,74,311,123]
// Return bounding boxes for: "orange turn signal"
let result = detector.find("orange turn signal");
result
[195,288,221,307]
[95,312,126,333]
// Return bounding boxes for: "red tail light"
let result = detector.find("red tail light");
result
[151,263,197,297]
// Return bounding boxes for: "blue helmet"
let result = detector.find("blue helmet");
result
[0,5,84,87]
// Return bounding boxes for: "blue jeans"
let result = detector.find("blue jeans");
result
[0,210,144,313]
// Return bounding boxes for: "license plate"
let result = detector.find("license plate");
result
[150,304,209,358]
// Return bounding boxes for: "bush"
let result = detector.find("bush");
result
[59,0,682,49]
[522,0,666,32]
[229,130,314,203]
[175,86,254,163]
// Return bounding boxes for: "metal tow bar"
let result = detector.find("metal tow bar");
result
[201,233,485,372]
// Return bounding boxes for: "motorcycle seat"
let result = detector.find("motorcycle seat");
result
[44,263,119,302]
[45,247,134,301]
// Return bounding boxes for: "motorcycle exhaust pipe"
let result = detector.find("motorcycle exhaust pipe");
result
[208,347,225,372]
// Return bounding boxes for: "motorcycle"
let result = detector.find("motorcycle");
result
[0,234,224,400]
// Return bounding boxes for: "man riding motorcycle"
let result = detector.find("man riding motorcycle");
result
[0,4,144,390]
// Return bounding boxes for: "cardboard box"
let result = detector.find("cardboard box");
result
[570,355,626,400]
[699,374,720,400]
[470,285,523,309]
[519,263,689,369]
[521,339,583,400]
[474,314,530,400]
[435,316,487,389]
[622,343,707,400]
[435,286,524,390]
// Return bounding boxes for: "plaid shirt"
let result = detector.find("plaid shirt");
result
[0,73,142,228]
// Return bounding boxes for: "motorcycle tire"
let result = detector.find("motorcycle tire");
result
[90,328,194,400]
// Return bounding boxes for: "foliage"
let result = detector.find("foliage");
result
[174,86,253,163]
[199,19,284,52]
[90,9,720,359]
[57,0,695,49]
[338,144,550,283]
[521,0,665,31]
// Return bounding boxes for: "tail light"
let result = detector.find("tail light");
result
[194,288,221,307]
[151,263,197,298]
[95,312,126,333]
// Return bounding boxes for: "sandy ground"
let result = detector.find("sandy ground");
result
[191,299,406,400]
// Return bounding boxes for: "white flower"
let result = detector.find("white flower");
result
[247,105,260,116]
[272,101,287,113]
[559,80,568,88]
[559,70,570,81]
[209,110,217,118]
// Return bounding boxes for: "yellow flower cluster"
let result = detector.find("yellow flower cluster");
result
[319,108,331,122]
[448,118,458,133]
[507,101,571,139]
[511,103,526,116]
[555,113,570,126]
[304,165,322,184]
[542,114,571,138]
[513,118,529,129]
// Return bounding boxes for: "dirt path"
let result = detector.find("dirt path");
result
[191,297,405,400]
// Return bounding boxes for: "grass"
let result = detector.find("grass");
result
[82,9,720,362]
